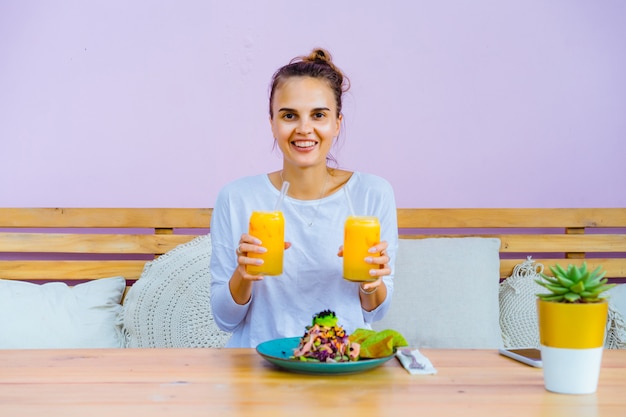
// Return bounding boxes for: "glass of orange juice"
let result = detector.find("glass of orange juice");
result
[343,216,380,282]
[246,211,285,276]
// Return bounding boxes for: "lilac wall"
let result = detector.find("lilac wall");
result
[1,1,625,208]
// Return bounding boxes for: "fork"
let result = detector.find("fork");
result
[399,348,425,370]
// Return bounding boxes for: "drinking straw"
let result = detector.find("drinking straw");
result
[274,181,290,211]
[343,185,356,216]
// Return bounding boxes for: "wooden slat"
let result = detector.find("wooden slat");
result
[0,233,199,254]
[499,258,626,280]
[398,234,626,253]
[0,261,149,280]
[397,208,626,228]
[3,208,625,228]
[0,208,212,228]
[3,259,624,282]
[497,234,626,253]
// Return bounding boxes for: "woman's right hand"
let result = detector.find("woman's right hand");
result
[235,234,292,281]
[235,233,266,282]
[231,234,291,304]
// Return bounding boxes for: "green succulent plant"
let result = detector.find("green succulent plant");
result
[535,262,615,303]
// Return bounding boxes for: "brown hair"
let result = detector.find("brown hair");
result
[268,48,350,118]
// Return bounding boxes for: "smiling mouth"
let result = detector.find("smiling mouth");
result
[292,140,318,149]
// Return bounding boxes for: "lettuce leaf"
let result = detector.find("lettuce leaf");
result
[349,328,408,358]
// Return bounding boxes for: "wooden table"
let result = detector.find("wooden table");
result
[1,348,625,416]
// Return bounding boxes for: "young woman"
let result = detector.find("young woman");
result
[210,48,398,348]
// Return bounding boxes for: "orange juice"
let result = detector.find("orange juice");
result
[343,216,380,282]
[246,211,284,276]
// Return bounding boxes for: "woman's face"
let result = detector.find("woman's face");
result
[270,76,341,169]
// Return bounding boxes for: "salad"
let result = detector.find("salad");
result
[292,310,359,362]
[292,310,408,363]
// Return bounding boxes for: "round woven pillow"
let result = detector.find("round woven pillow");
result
[605,284,626,349]
[499,258,544,348]
[123,234,230,348]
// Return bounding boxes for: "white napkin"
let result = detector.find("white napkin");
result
[396,348,437,375]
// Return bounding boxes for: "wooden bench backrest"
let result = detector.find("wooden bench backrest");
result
[0,208,212,282]
[1,208,625,283]
[397,208,626,281]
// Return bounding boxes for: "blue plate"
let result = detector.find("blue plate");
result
[256,337,395,375]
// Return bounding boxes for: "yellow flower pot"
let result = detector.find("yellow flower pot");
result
[537,299,608,394]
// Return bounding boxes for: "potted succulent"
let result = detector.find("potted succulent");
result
[535,262,615,394]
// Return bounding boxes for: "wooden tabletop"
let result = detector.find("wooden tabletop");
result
[1,348,625,416]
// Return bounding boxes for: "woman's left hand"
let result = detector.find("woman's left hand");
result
[337,241,391,292]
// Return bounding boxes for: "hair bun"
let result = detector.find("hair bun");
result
[307,48,332,64]
[314,49,327,60]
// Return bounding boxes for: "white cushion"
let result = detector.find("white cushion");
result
[122,234,230,348]
[0,276,126,349]
[373,237,503,349]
